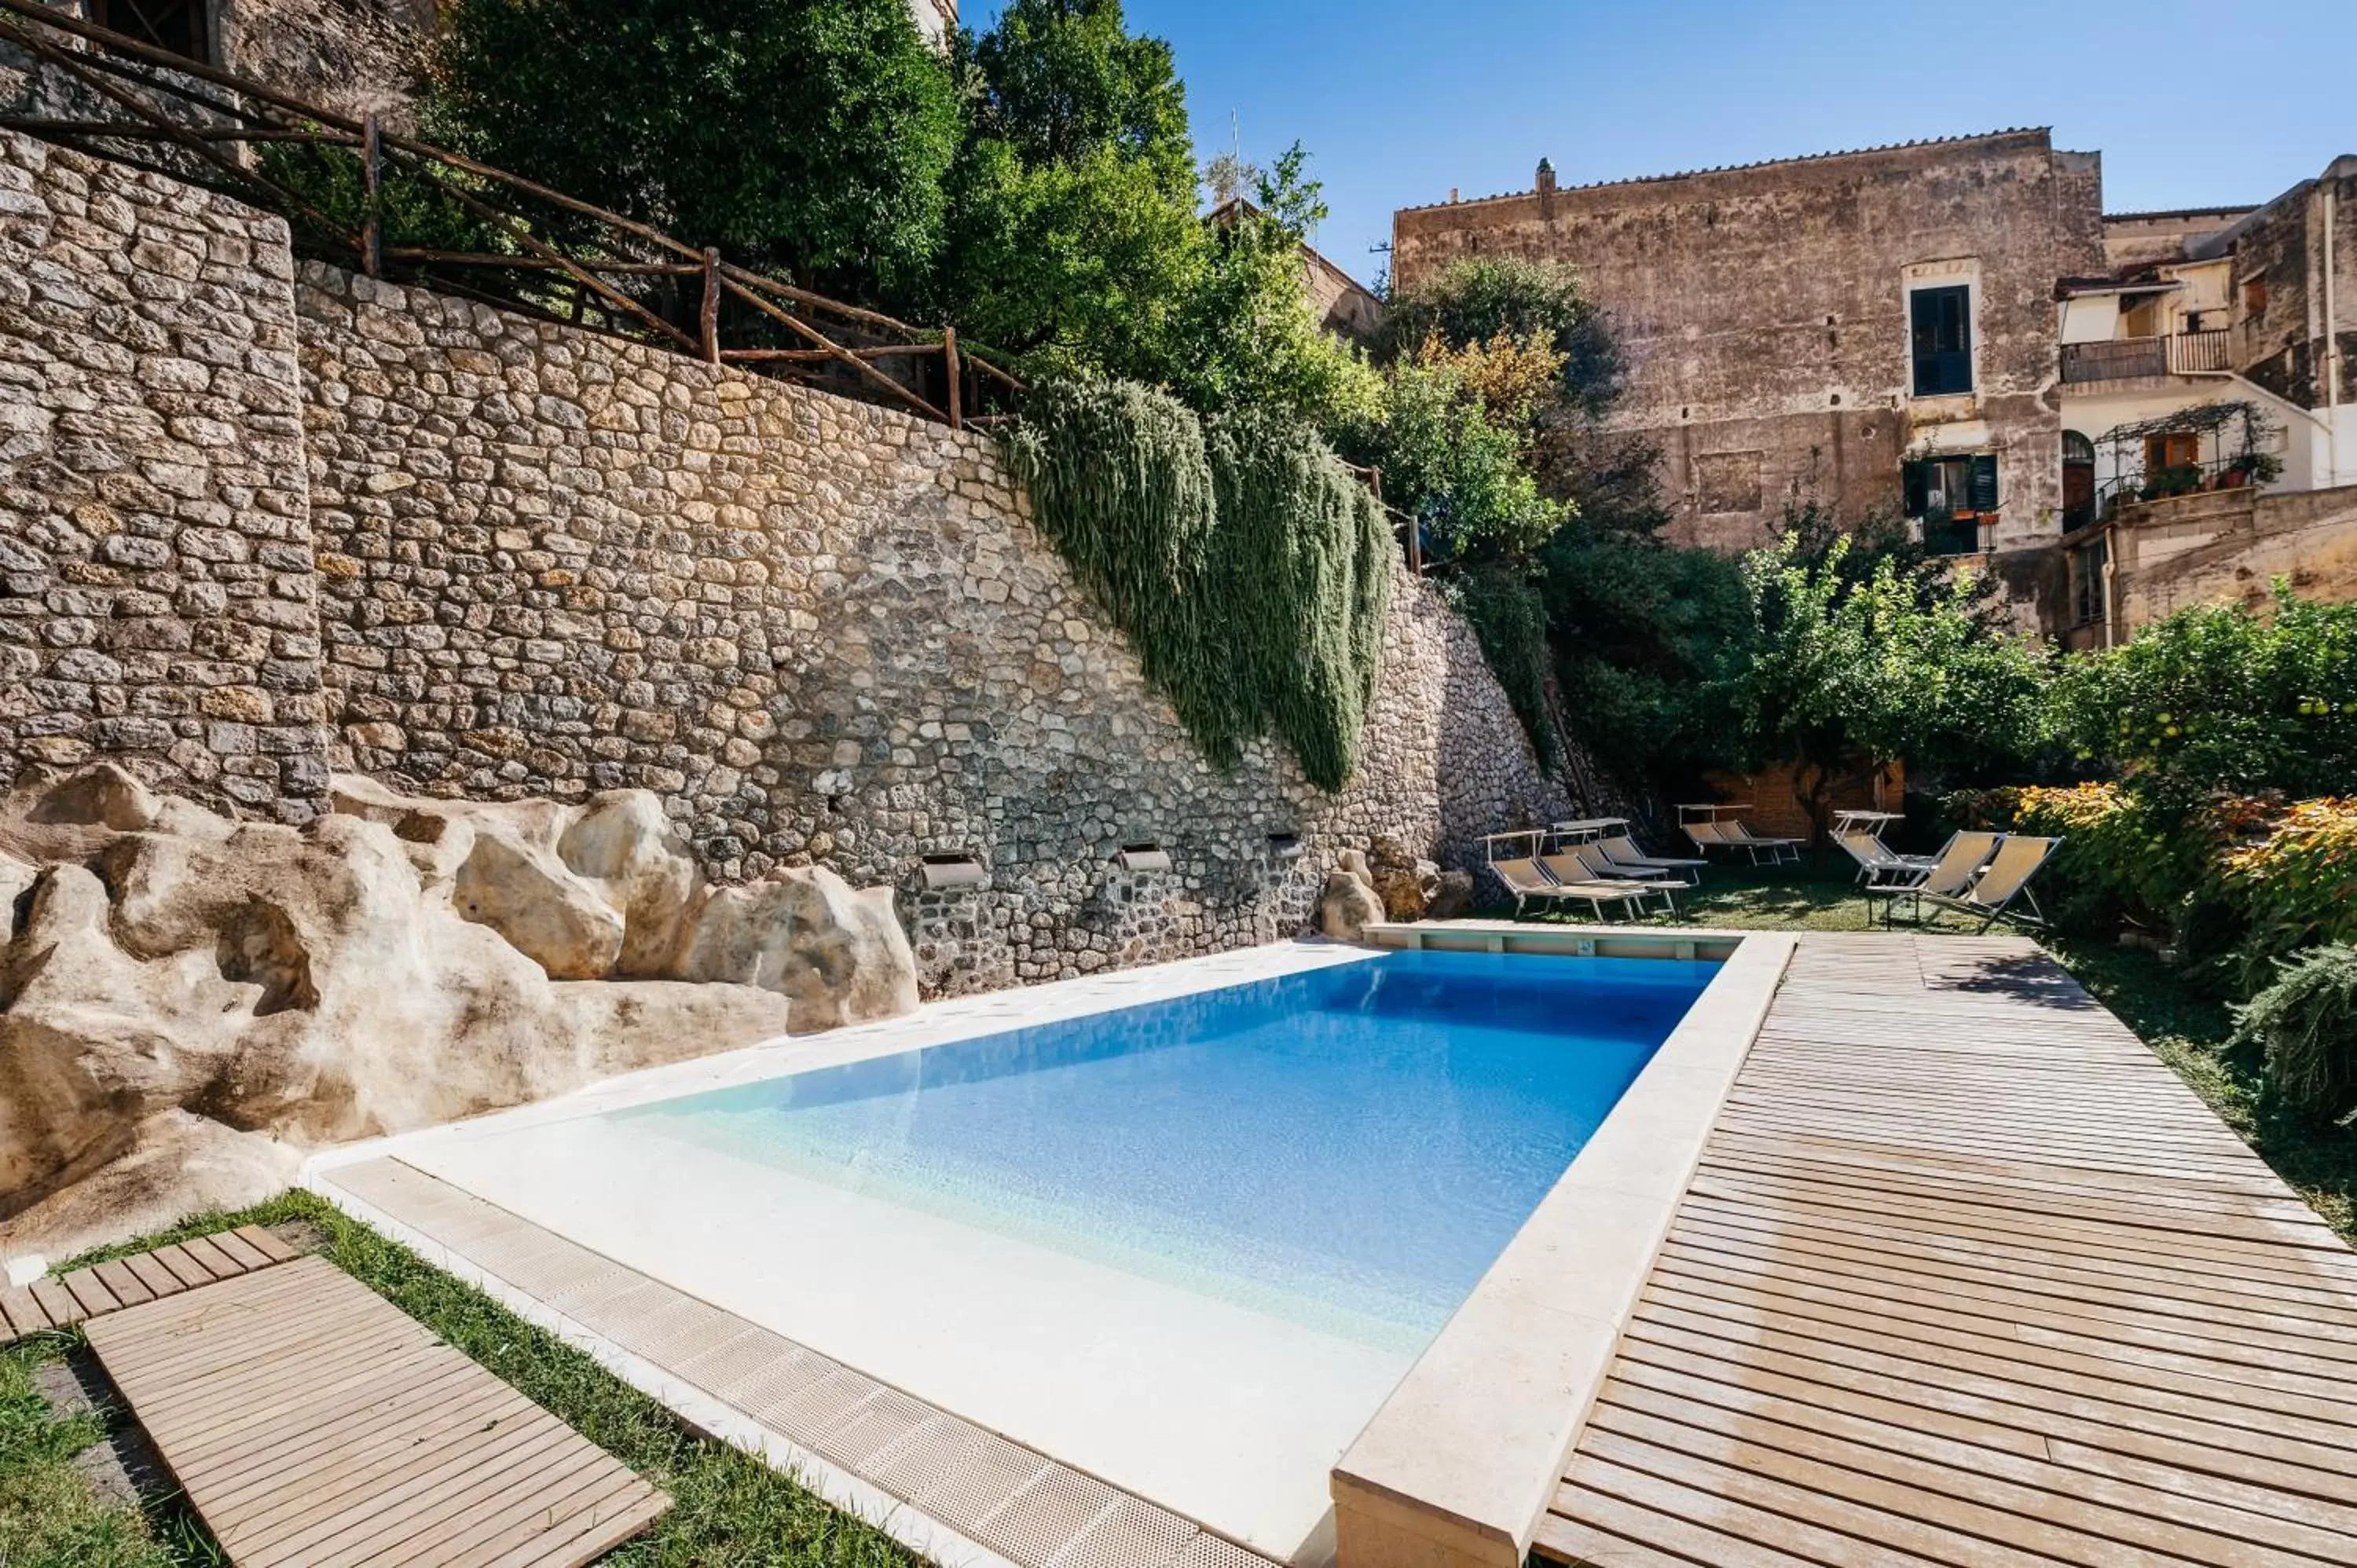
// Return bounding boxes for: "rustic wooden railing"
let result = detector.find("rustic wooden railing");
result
[0,0,1022,430]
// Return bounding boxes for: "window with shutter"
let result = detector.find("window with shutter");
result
[1969,454,2000,512]
[1901,451,1992,555]
[1909,284,1973,397]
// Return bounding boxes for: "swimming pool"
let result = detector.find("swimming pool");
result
[363,946,1720,1562]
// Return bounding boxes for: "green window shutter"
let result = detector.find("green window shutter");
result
[1902,460,1931,517]
[1970,454,2000,511]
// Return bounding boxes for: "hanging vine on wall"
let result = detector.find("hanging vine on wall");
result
[999,379,1393,791]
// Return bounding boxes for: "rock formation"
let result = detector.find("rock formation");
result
[1318,861,1387,943]
[0,764,921,1264]
[1426,869,1476,921]
[1366,834,1446,922]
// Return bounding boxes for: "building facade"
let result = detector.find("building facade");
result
[1393,135,2357,639]
[1392,130,2106,557]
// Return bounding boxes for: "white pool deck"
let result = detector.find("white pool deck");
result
[310,941,1396,1564]
[306,933,1781,1568]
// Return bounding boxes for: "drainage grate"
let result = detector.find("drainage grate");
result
[1057,1497,1200,1568]
[976,1464,1122,1567]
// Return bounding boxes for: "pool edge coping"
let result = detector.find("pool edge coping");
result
[1329,927,1798,1568]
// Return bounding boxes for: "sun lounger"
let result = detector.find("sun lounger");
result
[1683,820,1732,855]
[1490,855,1602,920]
[1550,846,1681,915]
[1834,830,1935,885]
[1862,830,2000,927]
[1721,819,1802,864]
[1600,833,1706,886]
[1524,853,1658,920]
[1919,834,2062,932]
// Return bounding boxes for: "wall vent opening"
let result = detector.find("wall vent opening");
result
[919,853,986,890]
[1264,832,1303,861]
[1116,841,1171,874]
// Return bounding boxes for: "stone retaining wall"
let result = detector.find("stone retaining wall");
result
[0,130,323,819]
[293,262,1571,993]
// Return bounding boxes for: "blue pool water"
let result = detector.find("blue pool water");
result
[614,950,1715,1351]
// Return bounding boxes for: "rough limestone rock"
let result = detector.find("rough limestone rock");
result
[0,765,921,1265]
[452,825,628,980]
[676,866,922,1032]
[1366,835,1434,922]
[1318,866,1386,942]
[1427,869,1476,921]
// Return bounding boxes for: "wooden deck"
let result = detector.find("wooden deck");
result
[1538,933,2357,1568]
[81,1254,668,1566]
[0,1225,297,1343]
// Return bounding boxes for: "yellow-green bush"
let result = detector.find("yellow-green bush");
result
[2220,799,2357,988]
[1941,782,2293,965]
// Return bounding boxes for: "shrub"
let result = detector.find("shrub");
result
[2049,588,2357,807]
[1947,782,2277,954]
[2218,799,2357,987]
[2233,943,2357,1123]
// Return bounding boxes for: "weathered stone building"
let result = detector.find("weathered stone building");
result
[1393,130,2106,556]
[1397,133,2357,638]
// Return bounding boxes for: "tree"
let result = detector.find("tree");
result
[1376,255,1621,418]
[941,4,1368,426]
[1725,534,2051,829]
[1541,527,1751,786]
[428,0,960,302]
[1349,344,1567,565]
[2049,586,2357,808]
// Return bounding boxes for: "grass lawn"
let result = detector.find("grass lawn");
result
[1592,855,2356,1245]
[0,1335,197,1568]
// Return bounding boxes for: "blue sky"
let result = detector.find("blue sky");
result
[967,0,2357,291]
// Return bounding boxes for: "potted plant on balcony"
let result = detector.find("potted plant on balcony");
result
[2220,451,2282,490]
[2139,463,2204,502]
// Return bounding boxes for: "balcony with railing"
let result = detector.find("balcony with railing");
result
[2059,328,2231,385]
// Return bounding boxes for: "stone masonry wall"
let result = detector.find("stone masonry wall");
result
[293,262,1571,995]
[1392,131,2105,558]
[0,128,324,818]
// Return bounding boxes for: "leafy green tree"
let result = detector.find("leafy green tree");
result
[2050,586,2357,807]
[1726,534,2052,827]
[941,5,1367,424]
[939,0,1199,371]
[429,0,959,300]
[1541,528,1751,785]
[1375,256,1619,416]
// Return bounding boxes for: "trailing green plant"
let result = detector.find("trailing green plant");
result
[1446,565,1560,768]
[999,378,1391,789]
[2233,943,2357,1123]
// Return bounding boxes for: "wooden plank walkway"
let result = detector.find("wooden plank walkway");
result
[1537,933,2357,1568]
[0,1225,298,1343]
[82,1254,668,1567]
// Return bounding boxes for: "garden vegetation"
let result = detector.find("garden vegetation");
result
[398,0,2357,1101]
